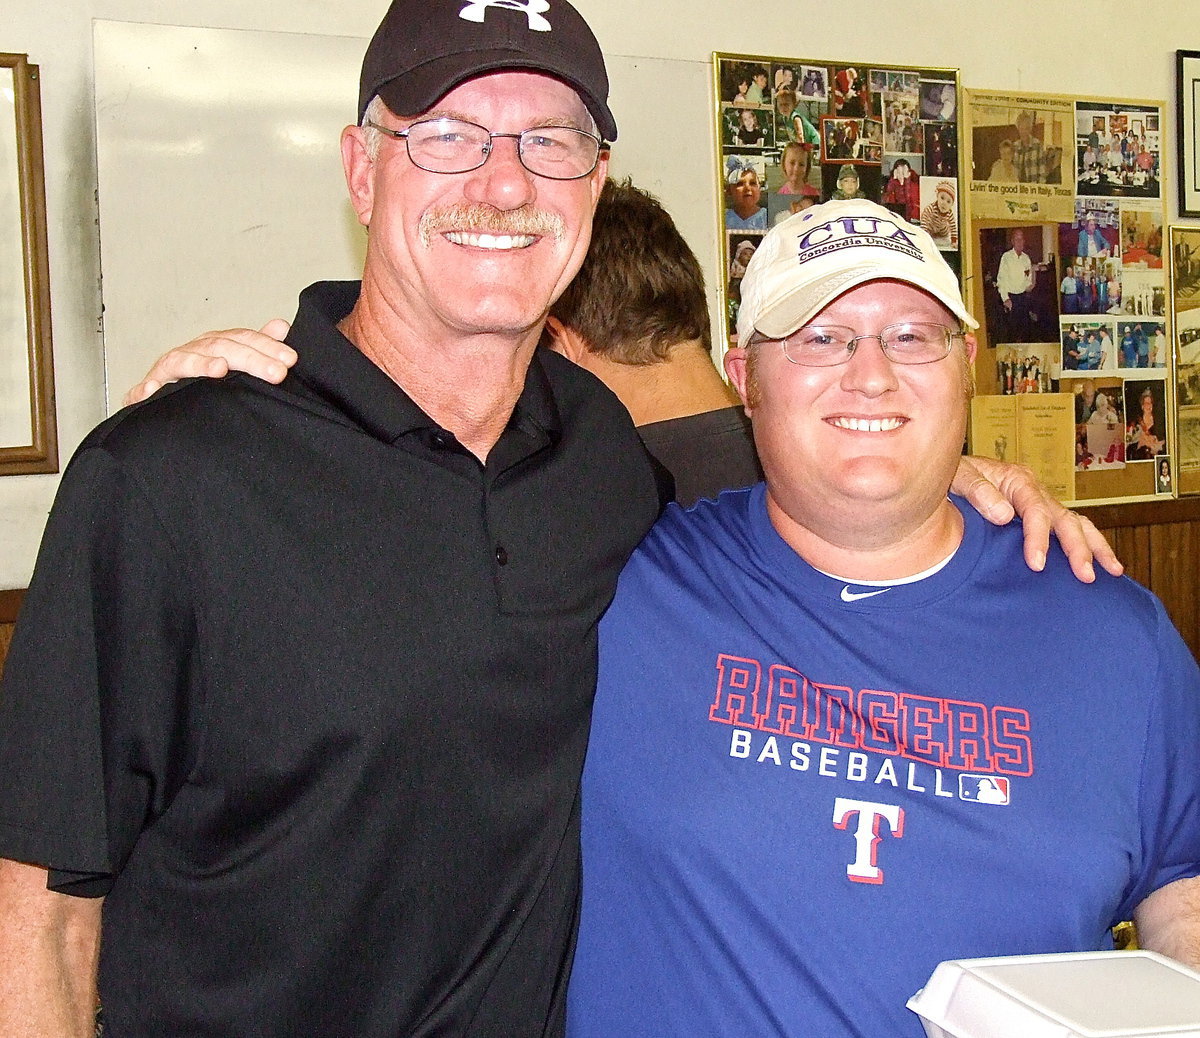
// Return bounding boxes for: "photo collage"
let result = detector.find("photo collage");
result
[715,55,961,342]
[967,93,1171,490]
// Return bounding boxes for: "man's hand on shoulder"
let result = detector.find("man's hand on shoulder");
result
[123,319,296,406]
[951,454,1122,584]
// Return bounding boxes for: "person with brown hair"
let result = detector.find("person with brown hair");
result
[544,178,758,503]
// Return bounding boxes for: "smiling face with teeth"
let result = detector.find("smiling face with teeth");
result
[343,71,606,347]
[725,278,976,570]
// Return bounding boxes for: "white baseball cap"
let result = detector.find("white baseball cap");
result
[736,198,978,345]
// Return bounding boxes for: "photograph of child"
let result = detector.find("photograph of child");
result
[721,61,772,106]
[725,107,768,149]
[724,155,769,230]
[772,140,821,197]
[919,177,959,249]
[768,194,819,225]
[824,162,878,201]
[881,157,922,222]
[1156,457,1173,494]
[774,89,820,148]
[728,235,761,280]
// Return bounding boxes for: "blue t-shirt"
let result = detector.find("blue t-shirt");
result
[1121,334,1139,367]
[569,487,1200,1038]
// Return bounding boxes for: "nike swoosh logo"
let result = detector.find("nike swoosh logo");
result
[840,586,891,603]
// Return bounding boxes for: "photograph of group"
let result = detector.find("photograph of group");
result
[714,53,962,342]
[964,89,1175,504]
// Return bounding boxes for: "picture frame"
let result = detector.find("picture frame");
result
[1176,49,1200,218]
[1168,224,1200,494]
[712,52,962,350]
[0,52,57,475]
[965,87,1171,506]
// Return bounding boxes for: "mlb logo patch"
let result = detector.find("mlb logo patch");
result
[959,774,1011,805]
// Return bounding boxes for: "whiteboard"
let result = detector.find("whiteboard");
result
[94,21,369,404]
[93,21,720,408]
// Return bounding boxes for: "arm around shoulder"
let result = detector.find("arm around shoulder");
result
[0,857,102,1038]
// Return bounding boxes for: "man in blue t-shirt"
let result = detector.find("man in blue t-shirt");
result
[569,199,1200,1038]
[1121,325,1140,368]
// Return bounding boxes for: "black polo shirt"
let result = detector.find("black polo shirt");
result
[0,281,665,1037]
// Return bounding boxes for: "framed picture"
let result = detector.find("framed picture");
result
[965,86,1171,505]
[1176,50,1200,217]
[712,52,961,347]
[0,53,56,475]
[1169,224,1200,493]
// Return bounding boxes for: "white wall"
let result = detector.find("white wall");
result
[2,0,1198,587]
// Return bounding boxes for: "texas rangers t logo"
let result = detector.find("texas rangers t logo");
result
[832,797,905,884]
[459,0,553,31]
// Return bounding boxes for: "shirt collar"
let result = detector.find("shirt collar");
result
[286,281,561,448]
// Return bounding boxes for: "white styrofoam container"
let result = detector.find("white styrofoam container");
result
[907,951,1200,1038]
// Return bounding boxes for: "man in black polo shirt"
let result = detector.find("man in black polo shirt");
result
[0,2,665,1036]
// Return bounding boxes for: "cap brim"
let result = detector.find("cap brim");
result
[754,265,979,338]
[371,53,618,140]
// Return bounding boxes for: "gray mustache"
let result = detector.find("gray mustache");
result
[419,204,565,245]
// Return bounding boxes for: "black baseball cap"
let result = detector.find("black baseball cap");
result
[358,0,618,141]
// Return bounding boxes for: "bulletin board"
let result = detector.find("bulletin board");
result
[963,88,1174,506]
[712,53,962,352]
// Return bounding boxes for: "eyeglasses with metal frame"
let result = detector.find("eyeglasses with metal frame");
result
[364,117,605,181]
[765,322,964,367]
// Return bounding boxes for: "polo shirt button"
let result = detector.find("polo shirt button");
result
[495,545,508,566]
[431,431,449,449]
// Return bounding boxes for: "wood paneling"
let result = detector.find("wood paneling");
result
[1105,526,1152,589]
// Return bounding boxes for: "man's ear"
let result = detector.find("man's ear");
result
[342,125,376,227]
[544,316,591,364]
[724,346,753,415]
